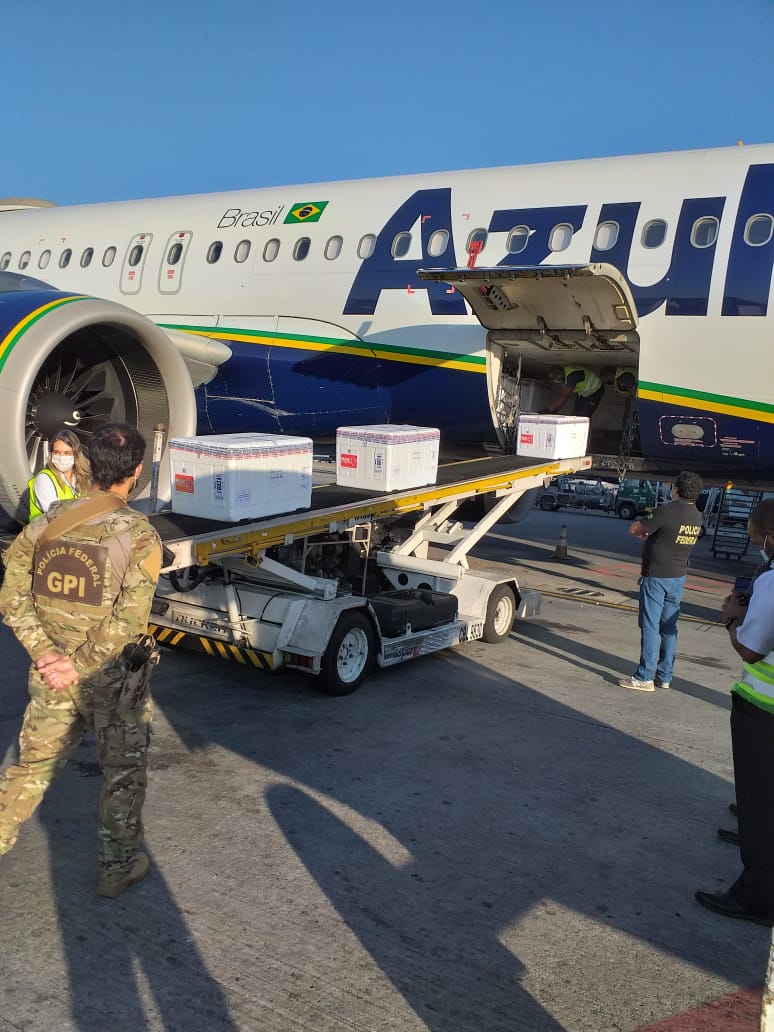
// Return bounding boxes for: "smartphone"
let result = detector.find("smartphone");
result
[734,576,753,605]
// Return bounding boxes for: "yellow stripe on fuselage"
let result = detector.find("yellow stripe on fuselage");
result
[177,327,485,374]
[639,388,774,425]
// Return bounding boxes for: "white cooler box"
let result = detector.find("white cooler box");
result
[169,433,313,521]
[336,424,440,491]
[516,415,589,460]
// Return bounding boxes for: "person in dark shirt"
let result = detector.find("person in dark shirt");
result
[617,471,703,692]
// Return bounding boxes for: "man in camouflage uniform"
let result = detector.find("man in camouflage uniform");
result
[0,422,162,897]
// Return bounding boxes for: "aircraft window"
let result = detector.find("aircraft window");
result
[325,235,343,260]
[466,229,488,253]
[167,242,184,265]
[38,250,51,270]
[128,244,144,267]
[0,253,10,271]
[594,222,619,251]
[59,248,72,268]
[506,226,530,254]
[207,241,223,264]
[691,217,719,249]
[392,232,412,258]
[549,224,573,252]
[357,234,376,259]
[234,240,251,263]
[19,251,31,270]
[641,220,667,248]
[427,230,449,258]
[103,246,117,267]
[293,237,311,261]
[745,214,774,247]
[263,238,280,262]
[80,247,94,268]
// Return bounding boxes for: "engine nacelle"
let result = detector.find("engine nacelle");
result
[0,288,197,522]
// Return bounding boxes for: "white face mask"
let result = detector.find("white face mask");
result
[760,535,769,564]
[51,454,75,473]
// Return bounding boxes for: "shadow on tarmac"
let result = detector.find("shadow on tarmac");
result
[0,637,239,1032]
[518,619,736,711]
[154,643,761,1031]
[0,617,764,1031]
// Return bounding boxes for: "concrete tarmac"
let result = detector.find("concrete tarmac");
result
[0,507,769,1032]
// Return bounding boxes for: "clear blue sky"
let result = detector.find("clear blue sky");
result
[2,0,772,205]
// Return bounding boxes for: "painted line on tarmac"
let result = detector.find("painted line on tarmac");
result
[536,587,723,626]
[633,984,761,1031]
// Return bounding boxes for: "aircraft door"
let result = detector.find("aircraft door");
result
[120,232,153,295]
[158,231,193,294]
[418,264,641,455]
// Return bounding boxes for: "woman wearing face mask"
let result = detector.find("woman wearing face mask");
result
[28,429,91,520]
[695,499,774,926]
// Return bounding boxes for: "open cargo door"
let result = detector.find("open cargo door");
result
[418,264,640,450]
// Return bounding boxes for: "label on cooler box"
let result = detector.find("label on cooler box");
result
[340,452,358,469]
[175,474,194,494]
[520,432,534,445]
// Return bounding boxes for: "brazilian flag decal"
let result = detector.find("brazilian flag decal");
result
[284,201,329,224]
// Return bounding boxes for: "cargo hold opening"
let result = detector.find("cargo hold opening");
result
[417,263,641,469]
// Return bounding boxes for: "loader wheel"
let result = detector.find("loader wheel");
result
[320,611,375,696]
[482,584,516,644]
[616,502,637,520]
[539,494,559,511]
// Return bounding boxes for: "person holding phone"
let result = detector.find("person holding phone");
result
[695,499,774,925]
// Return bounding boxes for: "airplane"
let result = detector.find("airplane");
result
[0,141,772,522]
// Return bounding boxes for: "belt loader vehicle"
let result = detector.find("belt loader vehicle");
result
[148,452,591,695]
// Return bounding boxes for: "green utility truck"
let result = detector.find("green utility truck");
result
[613,479,669,520]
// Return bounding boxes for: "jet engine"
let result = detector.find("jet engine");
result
[0,284,197,522]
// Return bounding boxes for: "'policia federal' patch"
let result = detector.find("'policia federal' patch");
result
[33,538,108,606]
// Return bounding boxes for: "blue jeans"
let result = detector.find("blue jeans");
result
[635,575,686,683]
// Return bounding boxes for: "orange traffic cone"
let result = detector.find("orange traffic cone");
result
[554,524,568,560]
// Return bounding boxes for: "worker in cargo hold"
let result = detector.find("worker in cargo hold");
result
[601,365,637,397]
[0,422,162,899]
[545,365,604,418]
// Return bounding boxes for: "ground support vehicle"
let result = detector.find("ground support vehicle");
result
[537,477,616,513]
[612,479,670,520]
[149,452,591,694]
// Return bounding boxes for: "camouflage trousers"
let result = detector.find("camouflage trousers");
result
[0,663,152,881]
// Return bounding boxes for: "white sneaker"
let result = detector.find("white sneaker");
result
[655,678,671,689]
[617,675,655,692]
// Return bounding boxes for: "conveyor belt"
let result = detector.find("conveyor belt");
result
[151,453,590,569]
[150,453,545,543]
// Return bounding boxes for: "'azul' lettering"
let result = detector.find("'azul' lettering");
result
[342,163,774,321]
[590,197,725,317]
[344,189,466,317]
[723,163,774,316]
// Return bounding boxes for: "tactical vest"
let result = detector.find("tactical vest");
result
[564,365,602,398]
[28,469,76,521]
[29,497,135,643]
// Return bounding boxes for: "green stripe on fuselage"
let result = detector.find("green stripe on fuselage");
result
[159,322,487,372]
